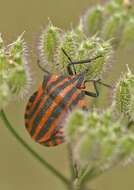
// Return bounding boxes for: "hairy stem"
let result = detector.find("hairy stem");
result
[68,143,78,180]
[0,110,70,189]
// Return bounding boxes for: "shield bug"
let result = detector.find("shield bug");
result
[24,49,111,147]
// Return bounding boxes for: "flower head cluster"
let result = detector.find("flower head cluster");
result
[38,22,112,80]
[82,0,134,48]
[65,107,134,176]
[0,33,31,109]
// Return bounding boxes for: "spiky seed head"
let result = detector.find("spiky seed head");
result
[120,18,134,48]
[56,30,80,75]
[101,12,124,47]
[38,21,61,72]
[7,33,32,98]
[115,134,134,166]
[0,33,32,108]
[83,5,104,36]
[73,37,112,80]
[114,66,134,121]
[64,110,86,142]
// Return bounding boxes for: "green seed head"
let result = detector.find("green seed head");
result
[56,30,79,75]
[0,33,32,108]
[84,5,104,36]
[114,66,134,121]
[0,82,11,109]
[74,37,112,80]
[38,21,61,72]
[105,1,122,15]
[65,106,134,173]
[74,132,100,167]
[7,33,32,97]
[115,134,134,166]
[101,13,124,46]
[64,110,85,141]
[120,18,134,48]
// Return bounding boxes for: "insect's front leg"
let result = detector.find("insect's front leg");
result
[67,63,75,75]
[83,79,100,97]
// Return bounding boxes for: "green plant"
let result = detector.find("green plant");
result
[0,0,134,190]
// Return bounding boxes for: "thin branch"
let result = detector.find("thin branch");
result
[0,110,70,189]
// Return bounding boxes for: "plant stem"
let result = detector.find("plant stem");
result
[0,110,70,189]
[68,144,77,180]
[80,167,100,184]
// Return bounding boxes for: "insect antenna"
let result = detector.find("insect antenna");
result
[97,80,113,89]
[62,48,77,74]
[37,59,50,74]
[71,54,102,65]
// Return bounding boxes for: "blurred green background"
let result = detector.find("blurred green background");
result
[0,0,134,190]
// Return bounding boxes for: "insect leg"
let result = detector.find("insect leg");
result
[71,55,102,65]
[75,74,85,88]
[83,79,112,97]
[37,59,50,74]
[83,80,99,97]
[62,48,102,75]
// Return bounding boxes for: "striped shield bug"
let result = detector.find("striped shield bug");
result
[25,49,112,147]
